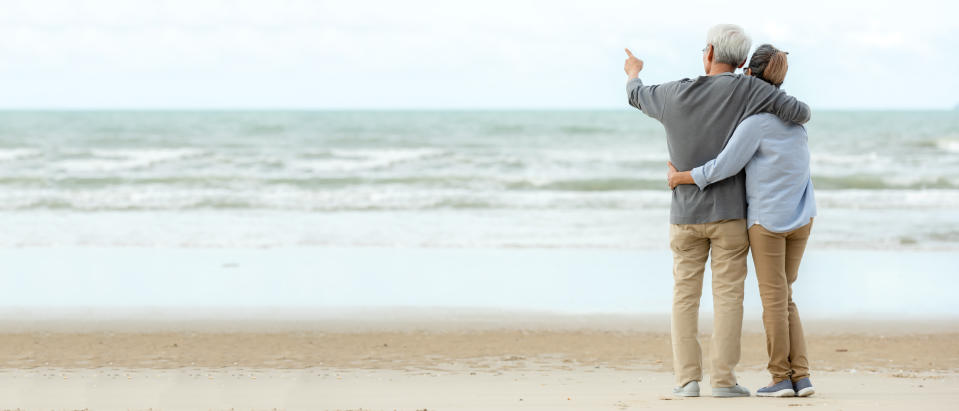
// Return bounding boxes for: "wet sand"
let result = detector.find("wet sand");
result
[6,329,959,372]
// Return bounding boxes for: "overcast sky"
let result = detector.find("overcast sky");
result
[0,0,955,109]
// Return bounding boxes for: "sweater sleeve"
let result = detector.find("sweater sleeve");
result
[742,78,811,125]
[689,117,764,190]
[626,78,675,121]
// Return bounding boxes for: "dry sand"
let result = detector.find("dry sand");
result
[2,311,958,410]
[4,366,957,411]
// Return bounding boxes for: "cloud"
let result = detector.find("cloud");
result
[0,0,955,108]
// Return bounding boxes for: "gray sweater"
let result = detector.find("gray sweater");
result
[627,73,811,224]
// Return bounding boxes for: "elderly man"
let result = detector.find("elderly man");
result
[624,24,810,397]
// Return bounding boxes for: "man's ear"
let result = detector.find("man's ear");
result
[706,45,714,62]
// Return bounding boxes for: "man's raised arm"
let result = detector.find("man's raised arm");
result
[624,48,670,121]
[743,77,811,124]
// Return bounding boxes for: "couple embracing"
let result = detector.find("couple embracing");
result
[625,24,817,398]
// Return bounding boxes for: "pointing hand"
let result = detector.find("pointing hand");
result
[624,48,644,78]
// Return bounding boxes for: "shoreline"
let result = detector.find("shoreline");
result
[3,307,959,334]
[4,247,959,317]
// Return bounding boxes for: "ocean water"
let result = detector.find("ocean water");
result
[4,247,958,317]
[1,110,958,250]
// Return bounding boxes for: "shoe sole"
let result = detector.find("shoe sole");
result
[796,387,815,397]
[756,389,796,397]
[712,390,750,398]
[672,392,700,397]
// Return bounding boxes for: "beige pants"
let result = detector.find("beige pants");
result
[748,220,813,383]
[669,219,749,388]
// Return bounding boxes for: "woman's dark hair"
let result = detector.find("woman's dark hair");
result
[747,44,788,87]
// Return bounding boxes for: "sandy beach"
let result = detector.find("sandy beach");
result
[3,312,958,410]
[3,2,958,410]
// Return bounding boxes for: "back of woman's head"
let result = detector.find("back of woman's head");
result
[747,44,789,87]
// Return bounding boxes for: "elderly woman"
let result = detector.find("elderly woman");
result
[667,44,817,398]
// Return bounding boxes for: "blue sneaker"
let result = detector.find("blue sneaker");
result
[793,377,815,397]
[756,379,795,397]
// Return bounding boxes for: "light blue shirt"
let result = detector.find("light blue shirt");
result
[689,113,816,233]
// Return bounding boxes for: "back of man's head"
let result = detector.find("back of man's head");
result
[707,24,752,66]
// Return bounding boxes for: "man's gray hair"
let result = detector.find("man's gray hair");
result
[706,24,752,66]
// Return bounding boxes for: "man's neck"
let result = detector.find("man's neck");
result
[707,63,737,76]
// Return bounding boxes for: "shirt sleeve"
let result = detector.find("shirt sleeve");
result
[626,78,674,121]
[742,77,811,124]
[689,118,764,190]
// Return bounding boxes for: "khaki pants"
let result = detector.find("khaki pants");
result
[748,220,812,383]
[669,219,749,388]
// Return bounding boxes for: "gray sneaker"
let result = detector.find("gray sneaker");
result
[712,384,751,397]
[756,379,795,397]
[672,380,700,397]
[793,377,815,397]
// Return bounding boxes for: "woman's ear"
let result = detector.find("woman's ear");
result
[744,68,752,76]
